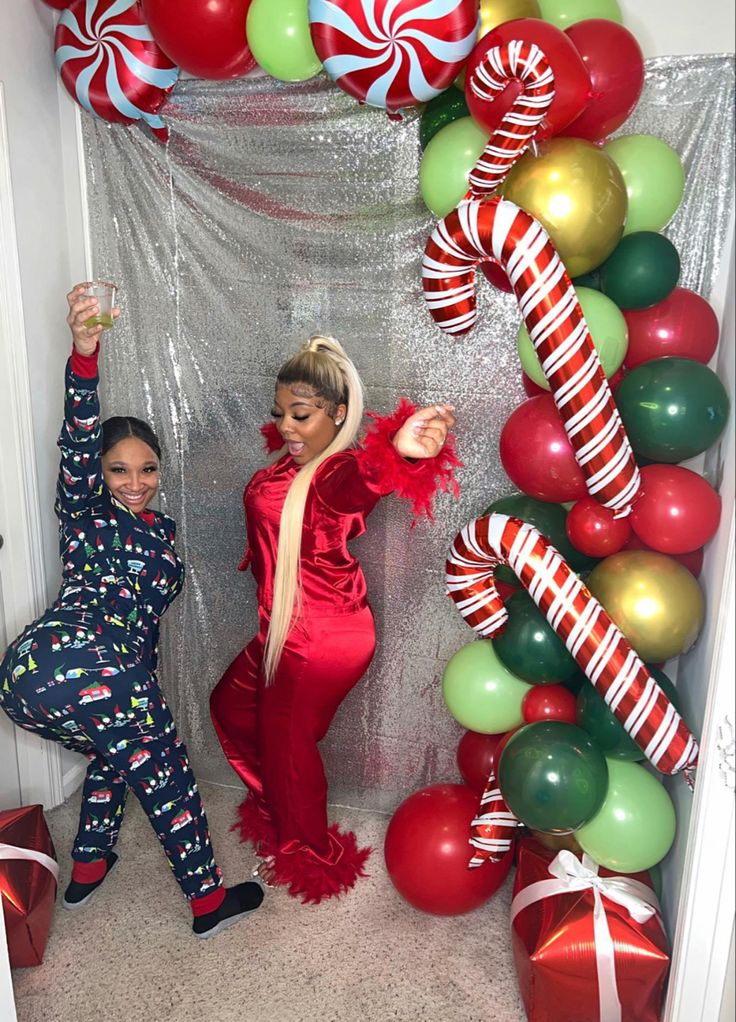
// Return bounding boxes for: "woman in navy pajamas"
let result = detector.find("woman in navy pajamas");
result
[0,284,262,938]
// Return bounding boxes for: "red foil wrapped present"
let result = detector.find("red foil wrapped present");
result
[0,805,58,967]
[511,838,669,1022]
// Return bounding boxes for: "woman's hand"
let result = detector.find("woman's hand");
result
[66,283,120,355]
[392,404,456,461]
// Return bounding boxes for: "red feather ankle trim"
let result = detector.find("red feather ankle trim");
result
[358,398,461,520]
[271,825,372,905]
[234,794,277,856]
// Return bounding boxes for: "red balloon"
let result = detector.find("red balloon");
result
[141,0,255,79]
[562,19,644,142]
[522,685,578,724]
[492,727,522,777]
[623,534,704,578]
[384,784,512,914]
[623,287,720,370]
[566,497,631,557]
[480,259,514,293]
[465,19,591,140]
[496,578,521,601]
[630,465,721,554]
[457,730,503,792]
[522,372,546,397]
[500,394,588,503]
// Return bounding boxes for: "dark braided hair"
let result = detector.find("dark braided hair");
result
[101,416,161,460]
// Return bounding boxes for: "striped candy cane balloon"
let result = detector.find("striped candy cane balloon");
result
[55,0,179,141]
[468,768,519,867]
[466,41,555,198]
[423,197,641,514]
[448,513,699,777]
[309,0,479,112]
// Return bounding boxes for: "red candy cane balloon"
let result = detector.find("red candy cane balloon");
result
[423,197,640,515]
[466,41,555,198]
[451,513,699,865]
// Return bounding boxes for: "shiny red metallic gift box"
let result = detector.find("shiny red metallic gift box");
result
[0,804,58,968]
[511,838,670,1022]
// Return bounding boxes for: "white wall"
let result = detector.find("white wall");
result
[619,0,735,57]
[0,2,89,784]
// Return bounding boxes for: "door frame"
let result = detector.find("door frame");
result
[0,82,65,810]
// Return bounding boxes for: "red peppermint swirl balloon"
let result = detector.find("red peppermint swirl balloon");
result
[55,0,179,141]
[309,0,479,112]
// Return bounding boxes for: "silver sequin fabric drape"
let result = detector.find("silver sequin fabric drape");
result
[81,55,734,812]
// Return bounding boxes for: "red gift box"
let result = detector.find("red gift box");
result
[511,838,670,1022]
[0,804,58,967]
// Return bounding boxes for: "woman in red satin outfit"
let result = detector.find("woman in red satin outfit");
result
[210,335,459,903]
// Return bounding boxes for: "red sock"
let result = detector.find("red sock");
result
[190,886,226,917]
[71,857,108,884]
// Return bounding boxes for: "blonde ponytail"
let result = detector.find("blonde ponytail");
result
[263,336,364,682]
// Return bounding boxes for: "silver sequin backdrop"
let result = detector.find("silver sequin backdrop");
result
[81,55,734,813]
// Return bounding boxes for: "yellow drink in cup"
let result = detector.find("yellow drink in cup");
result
[83,280,117,330]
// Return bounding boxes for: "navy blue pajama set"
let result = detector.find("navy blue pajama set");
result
[0,358,222,904]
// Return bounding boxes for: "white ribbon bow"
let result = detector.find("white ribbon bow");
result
[0,842,59,884]
[511,849,663,1022]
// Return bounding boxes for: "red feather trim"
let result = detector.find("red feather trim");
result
[271,825,372,905]
[234,797,372,904]
[358,397,462,521]
[260,421,285,454]
[233,794,277,856]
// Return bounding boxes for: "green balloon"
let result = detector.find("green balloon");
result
[648,861,663,901]
[498,721,609,833]
[577,759,676,871]
[599,232,680,310]
[442,640,530,733]
[484,495,598,583]
[419,117,488,217]
[605,135,685,236]
[247,0,322,82]
[616,357,730,463]
[420,86,470,150]
[538,0,623,28]
[494,591,579,684]
[517,287,628,389]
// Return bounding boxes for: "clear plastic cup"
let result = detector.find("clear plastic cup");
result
[83,281,117,330]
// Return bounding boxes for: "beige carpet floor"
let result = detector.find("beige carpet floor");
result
[11,783,526,1022]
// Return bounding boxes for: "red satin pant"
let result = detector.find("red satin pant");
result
[210,606,376,858]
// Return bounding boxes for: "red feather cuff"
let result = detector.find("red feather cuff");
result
[260,421,285,454]
[357,397,461,521]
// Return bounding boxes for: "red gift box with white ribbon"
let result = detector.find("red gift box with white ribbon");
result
[0,804,58,968]
[511,838,670,1022]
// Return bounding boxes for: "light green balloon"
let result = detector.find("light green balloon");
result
[576,759,677,872]
[442,639,530,734]
[604,135,685,236]
[419,117,489,218]
[247,0,322,83]
[538,0,623,28]
[517,286,628,389]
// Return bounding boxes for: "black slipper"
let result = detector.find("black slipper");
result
[62,852,119,910]
[192,879,265,939]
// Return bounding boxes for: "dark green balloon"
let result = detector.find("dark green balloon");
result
[494,591,579,684]
[484,494,598,584]
[576,666,684,760]
[599,231,680,310]
[498,721,609,834]
[648,862,663,901]
[572,269,602,292]
[419,86,470,150]
[616,357,730,463]
[561,671,587,696]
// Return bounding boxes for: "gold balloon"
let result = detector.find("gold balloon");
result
[531,830,583,854]
[502,138,628,277]
[479,0,543,37]
[587,551,705,663]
